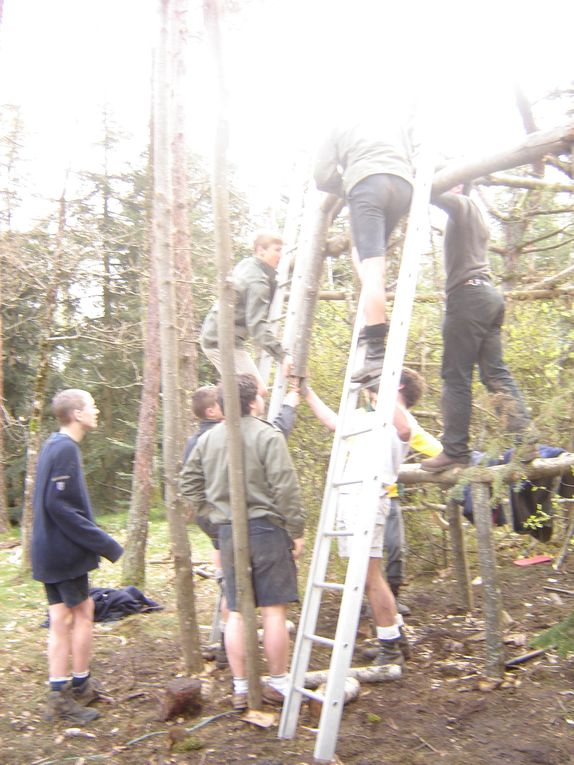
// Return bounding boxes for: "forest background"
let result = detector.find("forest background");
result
[0,0,573,666]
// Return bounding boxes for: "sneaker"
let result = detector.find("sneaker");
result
[231,692,248,711]
[44,684,100,723]
[261,683,285,706]
[72,676,102,706]
[420,453,469,473]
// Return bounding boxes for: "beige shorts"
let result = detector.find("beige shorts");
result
[336,493,390,558]
[201,346,265,389]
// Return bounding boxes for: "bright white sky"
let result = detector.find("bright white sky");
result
[1,0,573,227]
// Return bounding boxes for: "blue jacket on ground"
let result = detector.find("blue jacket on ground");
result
[31,433,123,583]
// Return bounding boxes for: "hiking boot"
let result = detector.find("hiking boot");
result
[420,453,469,473]
[373,638,404,680]
[232,692,248,711]
[214,639,229,670]
[396,600,411,616]
[398,626,412,661]
[351,325,387,384]
[72,676,102,706]
[44,684,100,723]
[261,683,285,706]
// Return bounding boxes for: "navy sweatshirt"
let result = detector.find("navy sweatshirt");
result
[31,433,123,583]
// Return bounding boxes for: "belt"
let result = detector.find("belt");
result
[464,278,490,287]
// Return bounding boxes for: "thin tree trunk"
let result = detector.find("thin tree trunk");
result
[122,229,161,586]
[20,191,67,571]
[154,0,202,674]
[204,0,262,711]
[472,482,505,677]
[446,499,473,612]
[0,233,9,532]
[171,0,196,433]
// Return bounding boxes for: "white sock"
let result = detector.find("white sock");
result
[268,674,288,693]
[232,677,248,694]
[376,624,400,641]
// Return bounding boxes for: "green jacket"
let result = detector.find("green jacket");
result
[180,416,304,540]
[200,256,285,361]
[314,118,413,198]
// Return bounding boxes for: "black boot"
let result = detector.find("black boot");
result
[351,323,388,384]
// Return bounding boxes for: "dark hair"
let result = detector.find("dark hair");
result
[217,373,258,417]
[400,367,425,408]
[192,386,218,419]
[366,367,425,409]
[52,389,89,424]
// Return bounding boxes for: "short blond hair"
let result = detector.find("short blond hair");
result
[52,389,90,424]
[253,231,283,251]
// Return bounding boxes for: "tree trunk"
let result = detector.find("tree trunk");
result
[20,191,67,572]
[171,0,197,434]
[204,0,262,711]
[0,233,9,533]
[432,120,574,194]
[472,482,506,678]
[154,0,202,674]
[121,214,161,587]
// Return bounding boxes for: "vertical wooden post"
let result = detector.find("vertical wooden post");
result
[203,0,262,710]
[472,482,506,677]
[446,499,474,612]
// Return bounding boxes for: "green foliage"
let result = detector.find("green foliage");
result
[532,609,574,657]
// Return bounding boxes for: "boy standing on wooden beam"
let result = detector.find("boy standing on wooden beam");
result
[199,232,293,396]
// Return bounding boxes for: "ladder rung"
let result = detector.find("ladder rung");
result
[313,581,344,591]
[332,479,363,488]
[295,686,324,703]
[341,426,373,439]
[305,633,336,648]
[322,530,353,538]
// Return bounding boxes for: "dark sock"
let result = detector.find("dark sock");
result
[72,673,90,688]
[50,679,68,692]
[363,322,388,339]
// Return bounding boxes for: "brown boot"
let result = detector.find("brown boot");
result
[44,683,100,723]
[72,676,102,706]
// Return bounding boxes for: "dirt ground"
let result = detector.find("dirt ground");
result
[1,533,574,765]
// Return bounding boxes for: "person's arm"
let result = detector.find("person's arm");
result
[304,386,338,432]
[272,392,299,439]
[180,442,211,516]
[431,191,467,220]
[409,420,442,457]
[260,429,305,540]
[244,273,286,361]
[314,133,344,197]
[393,403,411,443]
[44,445,123,562]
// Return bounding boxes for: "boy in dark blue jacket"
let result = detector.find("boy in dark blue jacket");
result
[31,389,123,723]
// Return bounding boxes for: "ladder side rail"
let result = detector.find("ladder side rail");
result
[258,155,311,388]
[279,292,366,738]
[266,179,323,421]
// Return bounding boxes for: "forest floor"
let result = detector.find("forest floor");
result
[1,514,574,765]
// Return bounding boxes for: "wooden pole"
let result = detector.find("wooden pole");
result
[472,482,506,678]
[204,0,261,710]
[446,500,474,612]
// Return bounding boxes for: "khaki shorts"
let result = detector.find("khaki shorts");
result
[336,493,391,558]
[201,346,265,389]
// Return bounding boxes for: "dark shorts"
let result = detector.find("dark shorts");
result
[348,173,412,260]
[44,574,90,608]
[219,517,298,611]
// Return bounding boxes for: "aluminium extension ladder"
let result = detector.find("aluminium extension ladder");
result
[278,148,435,764]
